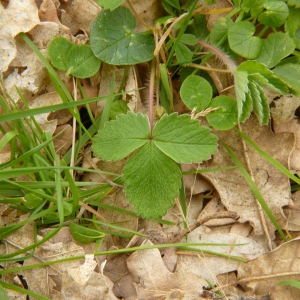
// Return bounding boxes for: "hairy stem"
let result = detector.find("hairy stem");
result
[149,60,156,131]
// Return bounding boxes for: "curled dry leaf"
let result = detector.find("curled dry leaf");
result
[271,94,300,125]
[273,118,300,172]
[60,0,101,35]
[0,0,40,72]
[180,231,266,284]
[199,116,294,236]
[127,240,207,299]
[237,239,300,299]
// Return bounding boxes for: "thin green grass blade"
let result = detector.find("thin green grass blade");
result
[0,131,18,152]
[220,140,287,241]
[235,128,300,186]
[277,279,300,289]
[0,281,51,300]
[82,218,147,237]
[0,242,245,274]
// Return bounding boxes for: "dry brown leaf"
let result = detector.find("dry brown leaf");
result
[53,124,73,154]
[284,190,300,231]
[271,94,300,125]
[179,231,266,284]
[60,0,101,35]
[199,116,294,236]
[236,239,300,299]
[127,240,207,299]
[273,118,300,172]
[39,0,71,34]
[123,0,165,32]
[0,0,40,72]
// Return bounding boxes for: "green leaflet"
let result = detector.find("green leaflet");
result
[123,142,182,219]
[248,81,270,125]
[152,113,218,163]
[241,0,264,16]
[273,63,300,92]
[234,69,249,119]
[180,75,212,112]
[258,1,289,27]
[69,223,105,244]
[256,32,295,68]
[206,96,238,130]
[285,7,300,49]
[228,21,262,59]
[90,6,155,65]
[175,42,193,64]
[91,112,150,161]
[96,0,123,10]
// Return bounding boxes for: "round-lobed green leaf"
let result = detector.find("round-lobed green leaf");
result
[66,44,101,78]
[258,1,289,27]
[206,96,238,130]
[90,6,155,65]
[180,75,212,111]
[48,36,74,71]
[228,21,262,59]
[96,0,123,10]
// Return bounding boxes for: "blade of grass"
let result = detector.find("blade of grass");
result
[0,281,51,300]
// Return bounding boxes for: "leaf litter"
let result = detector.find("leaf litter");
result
[1,0,300,299]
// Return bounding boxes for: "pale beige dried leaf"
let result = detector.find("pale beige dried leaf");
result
[200,116,293,236]
[67,254,97,285]
[53,124,73,154]
[237,239,300,299]
[60,0,101,35]
[62,269,117,300]
[271,94,300,125]
[284,190,300,231]
[127,240,207,299]
[0,0,40,72]
[177,231,266,285]
[273,118,300,172]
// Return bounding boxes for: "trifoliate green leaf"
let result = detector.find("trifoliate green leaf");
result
[256,32,295,68]
[175,42,193,64]
[92,112,150,161]
[273,63,300,92]
[69,223,105,244]
[248,81,270,125]
[228,21,262,59]
[152,113,218,163]
[285,7,300,49]
[206,96,238,130]
[123,142,182,219]
[48,36,74,71]
[180,75,212,111]
[258,1,289,27]
[96,0,123,10]
[66,44,101,78]
[90,6,155,65]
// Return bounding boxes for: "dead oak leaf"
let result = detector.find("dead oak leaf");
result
[0,0,40,72]
[199,116,294,236]
[127,240,207,299]
[236,239,300,299]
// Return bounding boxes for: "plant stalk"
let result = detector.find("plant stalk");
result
[149,60,156,131]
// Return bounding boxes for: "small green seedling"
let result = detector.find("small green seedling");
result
[48,36,101,78]
[180,75,238,130]
[90,6,155,65]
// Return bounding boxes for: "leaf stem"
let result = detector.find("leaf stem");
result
[149,59,156,131]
